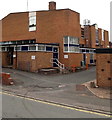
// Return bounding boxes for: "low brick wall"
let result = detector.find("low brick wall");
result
[0,72,14,85]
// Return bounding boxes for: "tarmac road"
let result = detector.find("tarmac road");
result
[2,67,111,116]
[2,92,109,118]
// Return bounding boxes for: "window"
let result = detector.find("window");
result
[75,47,80,53]
[53,47,58,52]
[80,49,82,53]
[102,29,104,41]
[46,46,52,51]
[64,36,68,44]
[96,29,99,44]
[17,41,22,44]
[86,49,89,53]
[11,41,17,44]
[29,46,36,51]
[38,45,45,51]
[30,40,36,44]
[14,46,21,51]
[22,40,30,44]
[1,47,7,52]
[21,46,28,51]
[81,30,84,38]
[69,46,79,53]
[63,36,79,53]
[69,37,79,45]
[64,46,68,52]
[82,49,86,53]
[29,12,36,31]
[8,41,13,44]
[90,54,94,59]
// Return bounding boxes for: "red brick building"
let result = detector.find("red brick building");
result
[81,24,109,48]
[0,1,109,72]
[109,41,112,48]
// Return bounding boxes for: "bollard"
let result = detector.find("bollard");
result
[71,65,76,72]
[86,64,88,70]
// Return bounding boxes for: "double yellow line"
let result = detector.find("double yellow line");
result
[0,91,111,118]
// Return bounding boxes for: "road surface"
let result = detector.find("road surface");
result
[2,92,109,118]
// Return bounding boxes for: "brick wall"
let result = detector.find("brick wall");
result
[13,51,53,72]
[96,49,112,87]
[83,25,109,49]
[104,31,109,48]
[62,53,82,67]
[2,52,10,67]
[1,9,81,69]
[1,7,109,71]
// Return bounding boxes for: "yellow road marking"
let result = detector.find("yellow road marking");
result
[0,91,111,117]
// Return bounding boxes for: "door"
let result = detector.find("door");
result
[53,47,58,67]
[8,47,14,65]
[83,54,86,66]
[90,54,94,63]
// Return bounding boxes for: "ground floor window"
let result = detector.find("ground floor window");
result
[14,46,21,51]
[46,46,52,51]
[21,46,28,51]
[38,45,46,51]
[29,46,36,51]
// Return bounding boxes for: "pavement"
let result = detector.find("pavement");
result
[83,80,112,99]
[1,67,112,115]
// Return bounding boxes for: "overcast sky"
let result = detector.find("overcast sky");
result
[0,0,111,32]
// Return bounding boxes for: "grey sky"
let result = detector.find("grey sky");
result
[0,0,111,33]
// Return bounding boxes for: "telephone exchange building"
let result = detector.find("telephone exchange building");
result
[0,1,109,72]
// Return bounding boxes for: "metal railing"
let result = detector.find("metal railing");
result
[50,58,65,71]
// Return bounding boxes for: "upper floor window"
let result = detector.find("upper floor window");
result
[69,37,79,45]
[81,27,84,38]
[63,36,79,53]
[102,29,104,41]
[29,12,36,31]
[96,29,99,44]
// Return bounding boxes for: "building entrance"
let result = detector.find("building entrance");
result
[90,54,94,63]
[83,54,86,65]
[53,47,58,67]
[8,47,14,65]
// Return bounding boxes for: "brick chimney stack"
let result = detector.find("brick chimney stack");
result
[49,1,56,10]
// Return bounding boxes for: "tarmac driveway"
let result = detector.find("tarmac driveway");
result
[2,67,96,86]
[2,67,111,114]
